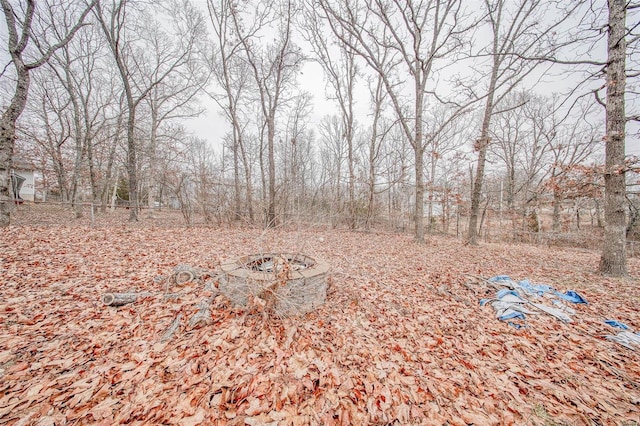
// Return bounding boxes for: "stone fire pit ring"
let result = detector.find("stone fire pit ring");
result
[219,253,329,315]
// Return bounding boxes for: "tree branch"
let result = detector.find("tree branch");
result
[26,0,97,70]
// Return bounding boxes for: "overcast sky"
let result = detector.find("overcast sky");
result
[0,1,638,157]
[181,1,640,158]
[184,55,640,157]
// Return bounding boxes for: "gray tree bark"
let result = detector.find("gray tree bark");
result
[599,0,627,276]
[0,0,95,226]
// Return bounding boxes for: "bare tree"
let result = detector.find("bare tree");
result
[466,0,579,244]
[144,0,208,216]
[302,4,359,228]
[0,0,96,226]
[280,92,313,222]
[94,0,202,221]
[44,18,115,217]
[207,0,255,222]
[231,0,304,227]
[489,92,553,230]
[537,99,600,231]
[549,0,639,276]
[424,104,469,232]
[20,73,74,201]
[488,92,528,217]
[363,73,389,228]
[318,114,346,224]
[318,0,469,243]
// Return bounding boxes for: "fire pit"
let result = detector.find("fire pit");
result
[219,253,329,315]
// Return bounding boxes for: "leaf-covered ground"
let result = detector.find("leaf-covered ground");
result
[1,224,639,425]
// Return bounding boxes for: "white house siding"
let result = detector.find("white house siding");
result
[11,169,35,202]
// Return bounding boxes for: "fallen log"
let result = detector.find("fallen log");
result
[102,292,152,307]
[171,264,200,285]
[175,270,195,285]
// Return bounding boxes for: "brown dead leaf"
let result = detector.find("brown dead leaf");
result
[178,408,206,426]
[0,227,638,424]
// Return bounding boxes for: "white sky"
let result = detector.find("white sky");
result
[0,1,638,158]
[186,60,640,157]
[182,2,640,158]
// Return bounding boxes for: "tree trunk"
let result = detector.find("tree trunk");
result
[0,119,16,227]
[70,98,84,219]
[233,134,242,220]
[552,188,561,232]
[413,67,425,243]
[0,57,29,227]
[347,132,356,229]
[366,101,380,228]
[259,132,267,212]
[468,141,488,245]
[345,92,356,229]
[595,198,603,228]
[334,151,342,228]
[267,114,276,227]
[443,183,449,233]
[414,144,425,243]
[147,106,159,216]
[599,0,627,276]
[507,167,515,213]
[86,135,98,203]
[479,196,491,239]
[126,109,138,221]
[428,149,437,233]
[238,136,254,222]
[468,59,498,245]
[101,111,122,213]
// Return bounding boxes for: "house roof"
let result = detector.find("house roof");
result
[11,156,33,171]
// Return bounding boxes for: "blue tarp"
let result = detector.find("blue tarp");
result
[605,320,629,330]
[554,290,588,304]
[496,288,522,300]
[481,276,637,350]
[488,275,513,283]
[499,310,526,321]
[482,275,588,325]
[516,279,553,296]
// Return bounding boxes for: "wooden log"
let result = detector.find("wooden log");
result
[102,292,147,306]
[188,294,219,329]
[171,264,199,286]
[161,313,182,342]
[174,270,195,285]
[188,306,211,329]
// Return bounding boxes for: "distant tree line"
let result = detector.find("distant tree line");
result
[0,0,638,276]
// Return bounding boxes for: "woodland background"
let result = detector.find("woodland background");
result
[1,0,638,254]
[2,1,640,424]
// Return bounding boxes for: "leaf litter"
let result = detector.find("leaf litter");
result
[0,226,639,425]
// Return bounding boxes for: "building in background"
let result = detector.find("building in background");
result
[11,157,35,202]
